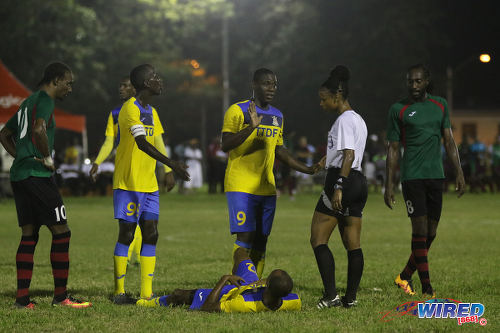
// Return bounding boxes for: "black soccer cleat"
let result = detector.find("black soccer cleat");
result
[317,294,341,309]
[341,296,358,308]
[113,293,137,305]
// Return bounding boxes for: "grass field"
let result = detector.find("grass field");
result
[0,189,498,332]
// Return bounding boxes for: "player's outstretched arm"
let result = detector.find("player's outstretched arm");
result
[275,146,324,175]
[443,128,465,197]
[135,135,190,181]
[384,141,399,209]
[200,275,245,312]
[0,126,16,158]
[221,101,262,152]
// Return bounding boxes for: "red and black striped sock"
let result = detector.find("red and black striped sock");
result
[51,231,71,302]
[16,234,39,305]
[400,235,436,281]
[410,234,432,293]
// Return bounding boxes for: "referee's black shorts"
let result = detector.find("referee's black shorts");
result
[401,179,444,221]
[315,167,368,218]
[11,176,67,227]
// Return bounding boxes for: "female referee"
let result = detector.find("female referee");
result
[310,65,368,309]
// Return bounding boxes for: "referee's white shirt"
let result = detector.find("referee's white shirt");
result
[326,110,367,172]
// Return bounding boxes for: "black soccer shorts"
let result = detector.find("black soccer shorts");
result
[315,167,368,218]
[11,176,67,227]
[401,179,444,221]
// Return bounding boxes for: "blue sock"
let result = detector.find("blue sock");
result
[159,295,169,307]
[114,242,130,257]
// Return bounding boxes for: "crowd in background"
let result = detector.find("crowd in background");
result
[1,132,500,198]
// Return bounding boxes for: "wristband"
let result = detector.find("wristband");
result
[334,176,347,191]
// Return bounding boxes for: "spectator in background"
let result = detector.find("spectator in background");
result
[294,136,316,195]
[184,138,203,192]
[492,136,500,192]
[207,136,227,194]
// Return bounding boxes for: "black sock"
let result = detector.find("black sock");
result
[345,248,364,302]
[51,231,71,302]
[313,244,336,298]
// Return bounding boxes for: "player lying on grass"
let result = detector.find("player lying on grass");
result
[137,247,301,312]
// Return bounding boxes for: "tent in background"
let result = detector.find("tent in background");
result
[0,59,87,158]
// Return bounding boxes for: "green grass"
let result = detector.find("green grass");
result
[0,189,498,332]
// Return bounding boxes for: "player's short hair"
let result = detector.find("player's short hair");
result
[130,64,154,90]
[407,63,430,80]
[267,269,293,298]
[321,65,350,98]
[37,62,71,87]
[253,68,275,82]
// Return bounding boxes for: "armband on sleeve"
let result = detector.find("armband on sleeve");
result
[130,125,146,137]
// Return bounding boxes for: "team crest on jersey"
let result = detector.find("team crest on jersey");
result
[272,116,279,126]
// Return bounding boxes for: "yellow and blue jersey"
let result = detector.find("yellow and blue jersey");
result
[222,100,284,196]
[113,97,164,192]
[219,284,301,313]
[189,259,301,312]
[105,105,122,146]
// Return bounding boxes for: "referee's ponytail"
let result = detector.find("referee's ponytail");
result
[321,65,350,99]
[37,62,71,87]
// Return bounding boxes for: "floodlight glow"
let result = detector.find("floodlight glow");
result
[479,54,491,63]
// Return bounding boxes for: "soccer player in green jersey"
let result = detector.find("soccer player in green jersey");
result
[384,64,465,297]
[0,62,91,308]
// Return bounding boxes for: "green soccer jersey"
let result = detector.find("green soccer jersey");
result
[386,94,451,181]
[5,90,56,181]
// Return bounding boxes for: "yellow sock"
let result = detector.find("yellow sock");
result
[250,249,266,279]
[140,255,156,299]
[133,227,142,262]
[232,243,251,272]
[114,255,128,295]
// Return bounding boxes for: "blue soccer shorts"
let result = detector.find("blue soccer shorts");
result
[226,192,276,236]
[189,259,259,310]
[113,189,159,223]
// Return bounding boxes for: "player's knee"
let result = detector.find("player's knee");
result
[142,228,158,244]
[118,225,136,245]
[236,232,255,245]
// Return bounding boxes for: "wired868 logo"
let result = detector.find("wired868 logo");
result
[381,299,488,326]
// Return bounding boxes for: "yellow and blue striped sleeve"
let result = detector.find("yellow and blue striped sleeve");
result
[222,103,244,134]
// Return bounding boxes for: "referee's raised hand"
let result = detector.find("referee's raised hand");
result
[248,101,263,129]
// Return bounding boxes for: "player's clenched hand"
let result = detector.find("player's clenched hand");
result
[384,187,395,209]
[455,173,465,198]
[170,160,190,181]
[165,172,176,192]
[248,101,263,129]
[34,156,55,171]
[89,163,99,182]
[331,188,342,211]
[225,275,245,287]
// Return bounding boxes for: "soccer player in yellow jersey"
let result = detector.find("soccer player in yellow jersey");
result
[112,64,190,304]
[137,247,301,312]
[89,77,175,266]
[221,68,325,278]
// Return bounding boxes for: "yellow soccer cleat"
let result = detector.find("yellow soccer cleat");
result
[394,274,416,296]
[136,297,161,307]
